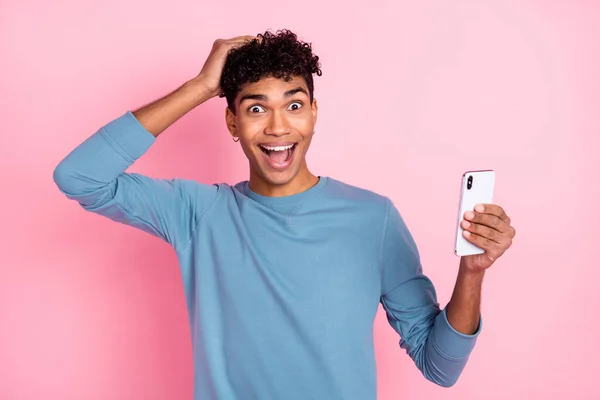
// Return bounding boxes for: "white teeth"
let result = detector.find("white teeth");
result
[260,144,294,151]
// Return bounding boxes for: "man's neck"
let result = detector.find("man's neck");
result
[249,168,319,197]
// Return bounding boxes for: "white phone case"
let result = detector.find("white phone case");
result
[454,170,496,256]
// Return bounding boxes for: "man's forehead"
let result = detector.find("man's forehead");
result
[240,76,308,95]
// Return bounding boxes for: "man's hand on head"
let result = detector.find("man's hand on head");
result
[195,35,259,98]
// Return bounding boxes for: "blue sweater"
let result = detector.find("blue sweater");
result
[53,111,480,399]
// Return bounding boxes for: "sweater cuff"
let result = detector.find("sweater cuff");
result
[431,307,481,359]
[101,110,156,162]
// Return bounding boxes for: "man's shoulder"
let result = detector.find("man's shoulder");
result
[167,178,237,202]
[322,177,390,209]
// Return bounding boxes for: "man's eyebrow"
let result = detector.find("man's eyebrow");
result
[239,93,268,104]
[238,87,309,104]
[284,87,309,98]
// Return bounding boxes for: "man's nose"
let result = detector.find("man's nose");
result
[264,111,289,136]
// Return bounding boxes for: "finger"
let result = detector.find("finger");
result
[228,35,255,41]
[222,37,256,52]
[462,230,501,256]
[475,204,511,224]
[216,36,254,49]
[461,220,502,244]
[464,211,505,233]
[230,35,259,44]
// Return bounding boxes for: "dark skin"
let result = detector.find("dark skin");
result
[132,35,516,335]
[447,204,516,334]
[225,75,319,197]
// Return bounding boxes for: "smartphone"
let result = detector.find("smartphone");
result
[454,170,496,256]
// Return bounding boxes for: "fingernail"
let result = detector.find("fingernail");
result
[462,221,470,228]
[465,211,475,220]
[475,204,484,213]
[463,230,471,236]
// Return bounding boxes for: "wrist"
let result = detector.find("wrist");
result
[190,74,219,95]
[183,76,218,106]
[459,258,486,278]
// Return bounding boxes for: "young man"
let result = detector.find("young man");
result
[54,30,515,399]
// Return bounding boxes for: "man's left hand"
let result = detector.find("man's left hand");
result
[461,204,516,271]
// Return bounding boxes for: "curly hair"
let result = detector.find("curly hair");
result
[220,29,322,114]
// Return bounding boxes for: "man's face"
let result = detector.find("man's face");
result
[226,75,318,191]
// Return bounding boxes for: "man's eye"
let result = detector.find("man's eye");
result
[249,105,266,113]
[288,102,303,111]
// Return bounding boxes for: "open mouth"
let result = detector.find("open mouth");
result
[259,143,298,166]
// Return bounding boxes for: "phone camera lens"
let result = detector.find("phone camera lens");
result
[467,176,473,190]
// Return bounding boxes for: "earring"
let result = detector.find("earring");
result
[232,136,240,142]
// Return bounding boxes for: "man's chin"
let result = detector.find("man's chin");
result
[250,161,301,188]
[261,169,297,187]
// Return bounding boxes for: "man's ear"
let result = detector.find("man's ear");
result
[225,106,237,139]
[311,98,318,126]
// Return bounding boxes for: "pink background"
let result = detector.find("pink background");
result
[2,1,599,399]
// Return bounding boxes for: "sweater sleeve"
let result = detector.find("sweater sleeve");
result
[379,198,481,387]
[53,111,220,250]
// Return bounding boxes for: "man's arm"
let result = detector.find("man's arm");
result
[445,260,484,335]
[53,36,255,249]
[132,76,213,138]
[52,87,218,249]
[379,199,481,388]
[134,35,257,136]
[447,203,516,334]
[380,199,515,387]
